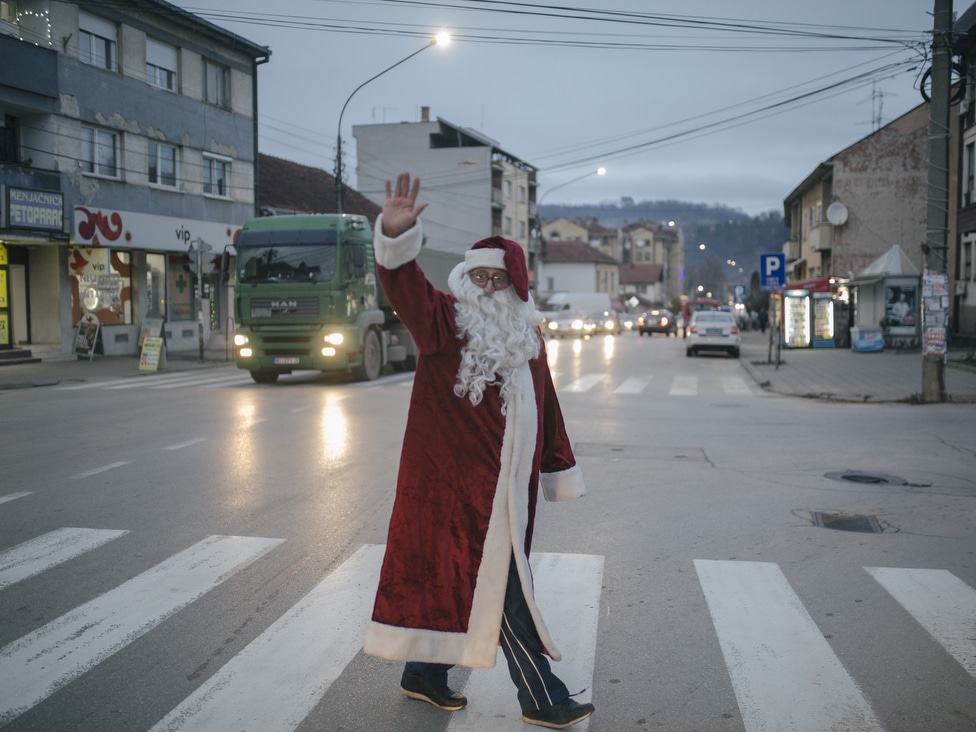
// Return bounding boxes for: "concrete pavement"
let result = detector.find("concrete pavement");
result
[1,332,976,403]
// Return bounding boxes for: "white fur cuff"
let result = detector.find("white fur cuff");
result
[373,214,423,270]
[541,464,586,502]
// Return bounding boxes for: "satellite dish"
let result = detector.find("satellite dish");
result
[826,201,849,226]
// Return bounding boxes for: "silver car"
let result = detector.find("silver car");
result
[686,310,741,357]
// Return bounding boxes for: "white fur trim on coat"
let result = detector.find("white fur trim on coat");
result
[541,465,586,502]
[373,214,422,270]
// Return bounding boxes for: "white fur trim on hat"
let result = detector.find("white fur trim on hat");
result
[464,248,507,272]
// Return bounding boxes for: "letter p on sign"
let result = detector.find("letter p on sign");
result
[760,253,786,291]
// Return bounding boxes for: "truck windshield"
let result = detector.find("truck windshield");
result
[237,230,338,284]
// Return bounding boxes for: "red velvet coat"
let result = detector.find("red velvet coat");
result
[363,218,586,668]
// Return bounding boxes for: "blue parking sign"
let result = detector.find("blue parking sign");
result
[760,253,786,291]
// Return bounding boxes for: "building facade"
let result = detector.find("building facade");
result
[0,0,268,357]
[353,110,539,273]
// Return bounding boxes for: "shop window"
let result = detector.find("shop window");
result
[964,240,973,281]
[79,11,116,71]
[69,247,132,325]
[166,253,197,322]
[0,114,18,164]
[149,141,179,188]
[82,126,119,178]
[146,37,177,91]
[203,59,229,107]
[203,154,230,197]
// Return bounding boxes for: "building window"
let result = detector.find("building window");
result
[69,247,132,325]
[518,185,526,203]
[0,114,19,164]
[966,143,975,206]
[519,221,526,238]
[203,59,229,107]
[203,154,230,197]
[146,38,177,91]
[82,126,119,178]
[504,216,512,235]
[504,180,512,199]
[79,11,117,71]
[964,240,973,281]
[149,141,178,188]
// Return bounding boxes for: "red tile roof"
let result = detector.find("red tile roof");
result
[257,154,382,221]
[619,262,664,284]
[542,240,620,264]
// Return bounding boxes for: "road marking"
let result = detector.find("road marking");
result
[149,544,384,732]
[0,528,129,589]
[866,566,976,677]
[56,372,190,390]
[450,553,603,731]
[70,461,132,479]
[0,491,32,505]
[722,376,752,395]
[163,437,208,451]
[561,374,607,392]
[669,376,697,396]
[0,535,283,725]
[613,376,649,394]
[150,373,253,389]
[695,559,883,732]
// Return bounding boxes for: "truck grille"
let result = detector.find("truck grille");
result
[250,298,320,318]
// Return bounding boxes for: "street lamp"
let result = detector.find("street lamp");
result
[538,166,607,206]
[335,32,450,214]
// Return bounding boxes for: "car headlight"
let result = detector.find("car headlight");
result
[572,319,583,330]
[548,321,558,330]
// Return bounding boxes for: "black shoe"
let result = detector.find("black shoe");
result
[400,672,467,711]
[522,698,595,729]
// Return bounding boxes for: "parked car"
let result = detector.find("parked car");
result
[591,310,623,335]
[686,310,741,357]
[637,309,677,336]
[545,308,592,338]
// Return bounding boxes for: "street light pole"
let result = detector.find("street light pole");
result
[335,33,450,214]
[538,167,607,206]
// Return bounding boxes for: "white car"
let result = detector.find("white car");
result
[686,310,741,358]
[545,308,592,338]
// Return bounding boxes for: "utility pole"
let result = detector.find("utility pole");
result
[922,0,953,401]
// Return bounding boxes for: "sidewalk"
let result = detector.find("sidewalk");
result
[738,330,976,404]
[0,351,232,391]
[2,335,976,402]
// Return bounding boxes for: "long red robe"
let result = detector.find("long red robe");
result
[363,217,586,668]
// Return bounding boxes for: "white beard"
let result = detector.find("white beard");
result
[453,276,542,412]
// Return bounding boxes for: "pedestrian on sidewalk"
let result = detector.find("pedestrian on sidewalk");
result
[363,172,594,730]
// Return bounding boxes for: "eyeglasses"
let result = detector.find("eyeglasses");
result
[469,270,511,289]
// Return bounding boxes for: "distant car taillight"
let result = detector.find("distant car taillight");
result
[731,325,739,334]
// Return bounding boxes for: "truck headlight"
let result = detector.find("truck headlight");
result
[239,347,253,357]
[324,332,344,345]
[234,334,249,346]
[322,347,336,357]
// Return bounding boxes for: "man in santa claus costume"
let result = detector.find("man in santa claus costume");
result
[363,173,594,729]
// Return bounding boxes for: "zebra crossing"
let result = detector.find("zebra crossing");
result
[2,514,973,730]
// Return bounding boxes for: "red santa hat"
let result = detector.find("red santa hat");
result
[463,236,530,302]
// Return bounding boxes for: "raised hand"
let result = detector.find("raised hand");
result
[381,172,428,238]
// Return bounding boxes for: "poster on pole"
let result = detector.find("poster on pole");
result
[74,313,100,361]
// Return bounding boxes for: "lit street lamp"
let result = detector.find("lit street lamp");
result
[538,166,607,206]
[335,32,450,214]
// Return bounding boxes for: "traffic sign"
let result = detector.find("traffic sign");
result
[760,253,786,291]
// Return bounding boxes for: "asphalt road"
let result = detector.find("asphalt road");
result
[1,333,973,731]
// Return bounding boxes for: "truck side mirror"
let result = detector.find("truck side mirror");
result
[353,245,366,278]
[220,250,231,284]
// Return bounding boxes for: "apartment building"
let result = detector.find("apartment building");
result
[353,109,539,268]
[0,0,268,357]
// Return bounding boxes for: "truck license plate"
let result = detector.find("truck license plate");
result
[273,357,300,365]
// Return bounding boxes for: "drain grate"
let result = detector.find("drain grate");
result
[812,511,882,533]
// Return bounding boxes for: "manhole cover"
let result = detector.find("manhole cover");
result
[812,511,882,533]
[824,471,906,486]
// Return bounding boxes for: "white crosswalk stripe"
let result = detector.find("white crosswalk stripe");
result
[54,371,254,391]
[552,372,755,396]
[866,566,976,678]
[695,559,884,732]
[613,376,650,394]
[2,525,973,731]
[669,375,698,396]
[0,535,283,725]
[0,527,128,590]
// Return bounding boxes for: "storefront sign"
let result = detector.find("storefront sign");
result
[7,187,64,232]
[73,206,239,252]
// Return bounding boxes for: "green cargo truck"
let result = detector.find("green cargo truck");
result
[230,213,460,383]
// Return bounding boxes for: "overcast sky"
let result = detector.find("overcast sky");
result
[177,0,936,215]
